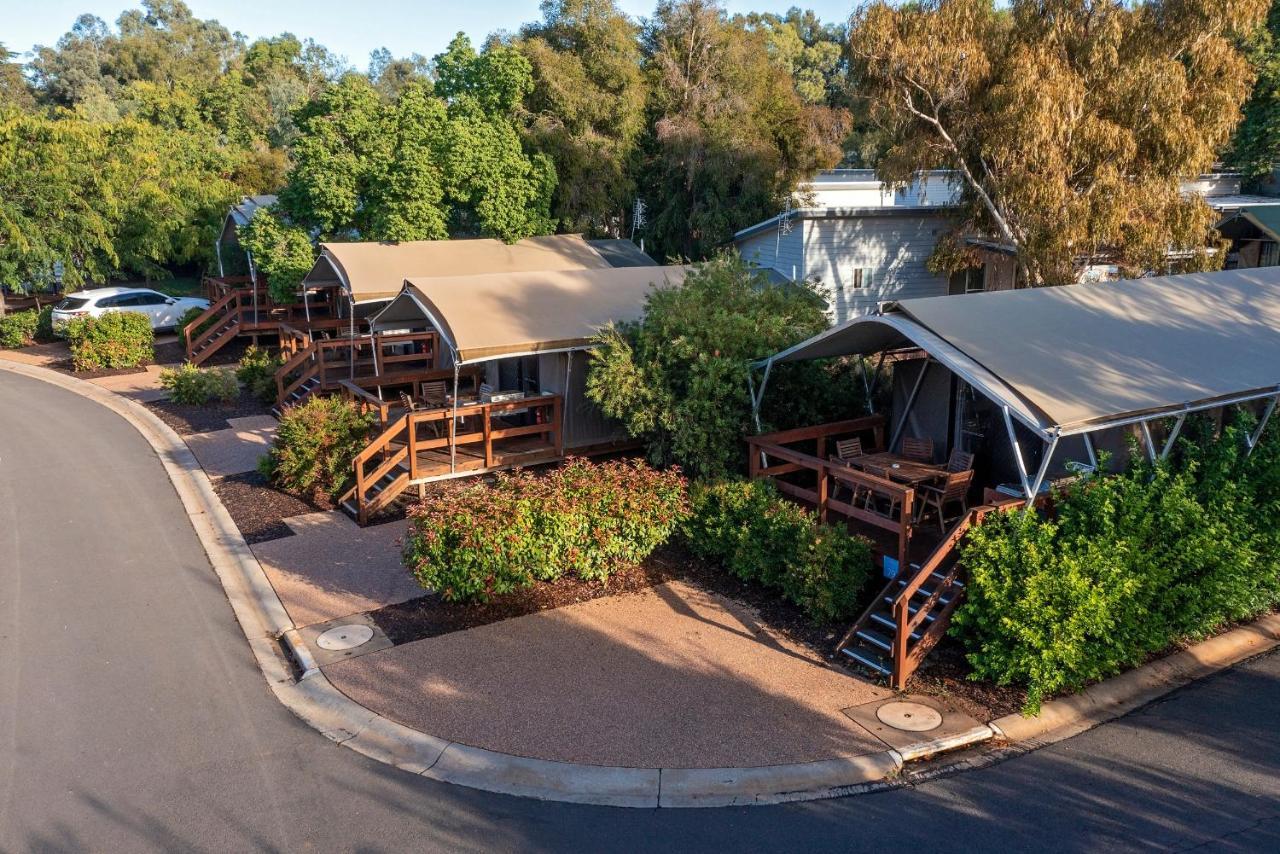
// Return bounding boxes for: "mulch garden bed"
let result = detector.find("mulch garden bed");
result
[146,388,271,434]
[212,470,329,544]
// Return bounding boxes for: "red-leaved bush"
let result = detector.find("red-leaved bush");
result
[402,458,688,601]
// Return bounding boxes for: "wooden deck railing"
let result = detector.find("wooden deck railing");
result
[746,416,919,568]
[346,392,563,523]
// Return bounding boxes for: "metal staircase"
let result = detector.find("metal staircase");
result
[836,505,996,689]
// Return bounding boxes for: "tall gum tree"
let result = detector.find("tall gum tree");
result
[851,0,1268,286]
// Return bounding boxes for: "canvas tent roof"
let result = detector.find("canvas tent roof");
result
[305,234,613,302]
[762,267,1280,439]
[220,195,277,241]
[379,265,687,363]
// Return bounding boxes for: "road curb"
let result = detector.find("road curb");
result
[5,358,1276,807]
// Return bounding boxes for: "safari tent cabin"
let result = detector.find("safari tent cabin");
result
[748,266,1280,688]
[339,264,686,522]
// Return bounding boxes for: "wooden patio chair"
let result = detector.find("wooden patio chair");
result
[418,381,448,437]
[915,469,975,534]
[947,449,975,473]
[859,463,905,519]
[828,437,866,506]
[901,436,934,463]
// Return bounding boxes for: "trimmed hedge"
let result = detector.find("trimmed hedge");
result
[0,310,40,348]
[65,312,154,371]
[403,459,689,601]
[259,395,376,500]
[952,417,1280,714]
[681,479,874,623]
[160,363,239,405]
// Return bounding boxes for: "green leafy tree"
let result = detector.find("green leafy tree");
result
[1229,1,1280,181]
[851,0,1267,285]
[638,1,849,259]
[238,209,316,304]
[517,0,649,234]
[585,254,839,479]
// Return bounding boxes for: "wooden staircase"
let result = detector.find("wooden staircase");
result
[185,289,242,366]
[338,412,414,524]
[272,338,323,416]
[836,505,997,689]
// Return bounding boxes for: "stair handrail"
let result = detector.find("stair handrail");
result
[275,338,319,404]
[348,412,413,524]
[889,504,997,687]
[185,289,238,356]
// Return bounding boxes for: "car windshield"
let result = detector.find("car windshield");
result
[56,297,90,310]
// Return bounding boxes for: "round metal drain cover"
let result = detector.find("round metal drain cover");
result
[316,624,374,651]
[876,701,943,732]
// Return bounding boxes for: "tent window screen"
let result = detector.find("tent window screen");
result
[1262,241,1280,267]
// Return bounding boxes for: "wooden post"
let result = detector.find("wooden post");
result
[483,406,494,468]
[898,488,914,576]
[816,435,826,461]
[892,595,910,689]
[748,441,760,479]
[816,462,829,524]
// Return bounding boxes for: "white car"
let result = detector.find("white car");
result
[51,287,210,334]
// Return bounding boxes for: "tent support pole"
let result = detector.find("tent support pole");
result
[1160,414,1186,460]
[1140,421,1157,464]
[1003,405,1033,499]
[1246,394,1279,456]
[749,359,774,433]
[245,251,259,326]
[1083,433,1098,469]
[889,359,930,453]
[215,239,224,278]
[1024,434,1060,509]
[348,296,356,381]
[303,287,311,322]
[563,352,573,446]
[450,362,460,473]
[860,353,886,415]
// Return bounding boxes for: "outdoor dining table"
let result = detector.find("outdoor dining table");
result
[843,452,947,486]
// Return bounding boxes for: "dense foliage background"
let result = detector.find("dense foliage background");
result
[1,0,1276,293]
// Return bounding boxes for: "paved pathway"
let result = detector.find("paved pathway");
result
[1,367,1278,852]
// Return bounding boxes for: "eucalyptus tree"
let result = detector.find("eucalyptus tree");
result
[850,0,1267,285]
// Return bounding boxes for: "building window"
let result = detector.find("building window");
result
[849,266,874,289]
[949,265,986,295]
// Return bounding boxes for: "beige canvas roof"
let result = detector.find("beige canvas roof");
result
[305,234,612,302]
[766,267,1280,437]
[393,265,687,363]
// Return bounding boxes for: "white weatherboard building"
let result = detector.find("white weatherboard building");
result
[734,170,961,324]
[737,169,1280,323]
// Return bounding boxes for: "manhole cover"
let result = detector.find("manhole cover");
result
[316,624,375,651]
[876,701,943,732]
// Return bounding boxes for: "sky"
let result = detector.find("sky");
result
[5,1,859,68]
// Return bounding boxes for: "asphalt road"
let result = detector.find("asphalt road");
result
[2,366,1278,853]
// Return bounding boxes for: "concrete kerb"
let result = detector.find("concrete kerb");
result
[6,358,1279,806]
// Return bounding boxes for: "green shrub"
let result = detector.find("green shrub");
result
[952,426,1280,714]
[402,459,689,602]
[65,312,154,371]
[176,305,213,340]
[681,479,874,623]
[585,254,865,479]
[35,306,53,341]
[0,310,40,348]
[261,396,376,500]
[236,345,283,404]
[160,363,240,405]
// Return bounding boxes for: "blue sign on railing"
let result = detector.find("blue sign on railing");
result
[882,555,899,579]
